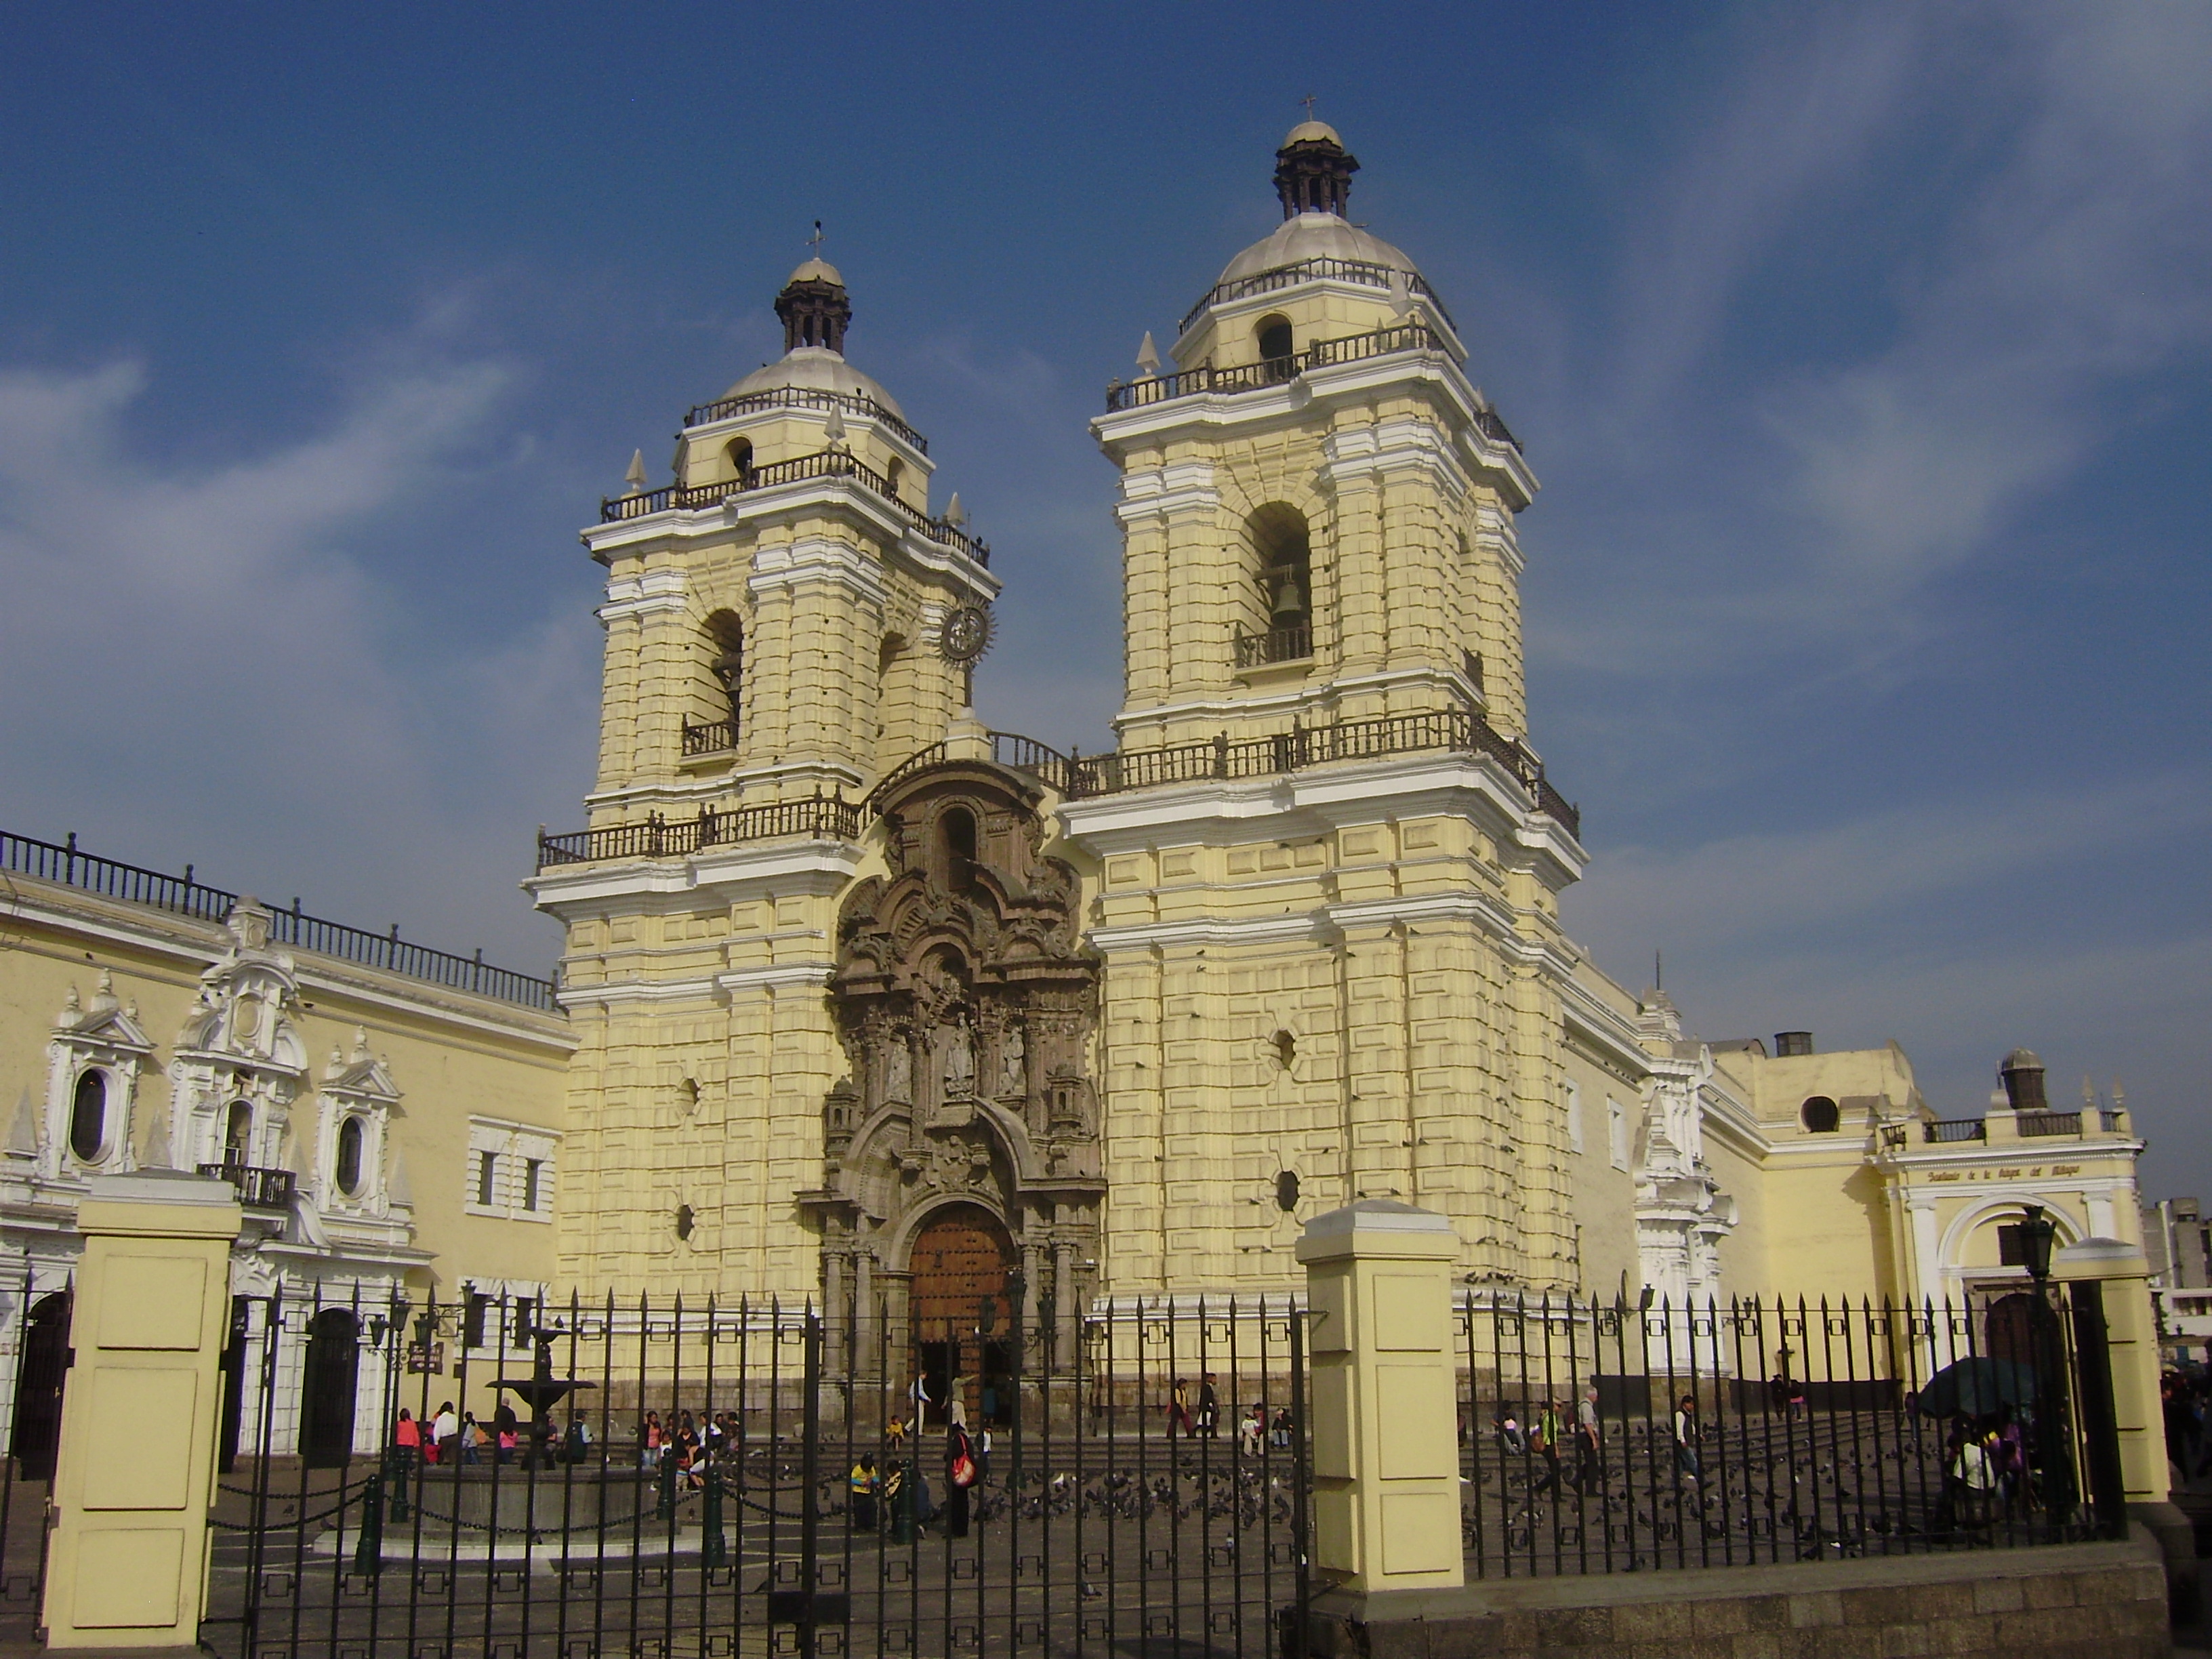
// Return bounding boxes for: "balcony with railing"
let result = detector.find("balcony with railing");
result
[3,830,556,1010]
[599,449,989,566]
[2018,1109,2085,1139]
[1233,623,1313,668]
[535,795,864,872]
[683,384,927,454]
[1176,254,1458,337]
[680,719,738,757]
[1109,321,1457,414]
[983,708,1578,838]
[198,1162,296,1210]
[1923,1118,1989,1144]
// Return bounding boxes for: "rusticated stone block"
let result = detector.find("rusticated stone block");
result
[1971,1577,2025,1615]
[1788,1591,1845,1628]
[1692,1597,1753,1637]
[1744,1596,1790,1631]
[1533,1604,1613,1646]
[1729,1632,1783,1659]
[2020,1572,2079,1609]
[1612,1601,1694,1643]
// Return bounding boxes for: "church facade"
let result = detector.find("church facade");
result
[525,123,2150,1345]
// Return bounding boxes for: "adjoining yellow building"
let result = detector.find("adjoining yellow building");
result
[0,832,569,1462]
[527,123,2149,1352]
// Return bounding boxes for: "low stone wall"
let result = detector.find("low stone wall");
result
[1307,1530,2171,1659]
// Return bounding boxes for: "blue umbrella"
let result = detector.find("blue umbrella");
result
[1915,1356,2038,1418]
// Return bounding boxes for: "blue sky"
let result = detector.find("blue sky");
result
[3,4,2207,1197]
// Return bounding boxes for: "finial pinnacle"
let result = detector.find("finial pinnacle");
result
[1135,331,1161,377]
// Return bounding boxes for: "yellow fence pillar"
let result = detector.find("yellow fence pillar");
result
[1296,1199,1465,1607]
[42,1170,242,1650]
[2055,1237,2167,1507]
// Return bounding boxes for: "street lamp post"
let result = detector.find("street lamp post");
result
[2018,1205,2074,1534]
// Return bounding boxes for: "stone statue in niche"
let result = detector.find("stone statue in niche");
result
[885,1040,912,1105]
[999,1025,1026,1099]
[941,1016,975,1097]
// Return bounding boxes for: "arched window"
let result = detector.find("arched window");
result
[724,436,754,483]
[224,1100,253,1164]
[1255,314,1294,373]
[940,806,979,892]
[334,1117,365,1196]
[885,456,905,501]
[1237,503,1313,665]
[704,610,744,729]
[68,1070,106,1163]
[1800,1096,1840,1133]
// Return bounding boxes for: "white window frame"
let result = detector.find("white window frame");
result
[1607,1097,1629,1172]
[1565,1080,1584,1156]
[457,1277,550,1357]
[465,1115,559,1222]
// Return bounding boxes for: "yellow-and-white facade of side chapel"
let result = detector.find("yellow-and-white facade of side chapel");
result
[522,123,2151,1332]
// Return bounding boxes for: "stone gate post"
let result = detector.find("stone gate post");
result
[41,1170,242,1649]
[1295,1199,1465,1607]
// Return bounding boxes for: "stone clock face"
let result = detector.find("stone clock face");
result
[939,603,993,665]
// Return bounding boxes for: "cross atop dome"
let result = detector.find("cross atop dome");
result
[1273,113,1358,219]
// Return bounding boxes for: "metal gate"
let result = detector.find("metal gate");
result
[203,1284,1311,1659]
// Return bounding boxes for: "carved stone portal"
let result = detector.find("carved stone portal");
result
[803,760,1103,1370]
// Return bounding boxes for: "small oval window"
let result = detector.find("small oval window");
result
[335,1117,365,1196]
[1801,1096,1841,1133]
[68,1071,107,1163]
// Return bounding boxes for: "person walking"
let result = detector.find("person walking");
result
[1574,1386,1605,1494]
[945,1422,978,1538]
[1197,1374,1220,1439]
[1671,1395,1702,1483]
[1166,1378,1195,1439]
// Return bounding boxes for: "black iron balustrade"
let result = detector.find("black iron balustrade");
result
[1177,253,1458,335]
[684,384,927,454]
[536,795,864,871]
[600,449,988,565]
[680,718,738,757]
[1923,1118,1988,1143]
[2,830,555,1010]
[1107,321,1446,412]
[197,1161,295,1210]
[1233,623,1313,668]
[2017,1111,2083,1139]
[1008,708,1578,840]
[986,732,1078,796]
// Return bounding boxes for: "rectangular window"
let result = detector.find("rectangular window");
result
[476,1150,498,1208]
[463,1292,491,1350]
[1565,1083,1584,1155]
[1607,1099,1629,1172]
[1998,1225,2028,1267]
[525,1159,544,1213]
[508,1297,537,1349]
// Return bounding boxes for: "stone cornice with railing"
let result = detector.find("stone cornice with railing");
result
[1176,254,1459,337]
[1104,322,1521,455]
[682,385,928,455]
[539,709,1580,872]
[598,448,989,566]
[1,830,557,1011]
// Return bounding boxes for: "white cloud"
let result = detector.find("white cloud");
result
[1544,1,2212,680]
[0,350,598,963]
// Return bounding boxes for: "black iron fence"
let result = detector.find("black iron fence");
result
[599,449,989,567]
[1456,1289,2122,1578]
[1176,254,1459,337]
[684,386,929,455]
[0,830,556,1010]
[201,1284,1311,1659]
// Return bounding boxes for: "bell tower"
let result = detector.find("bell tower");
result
[532,257,1000,1298]
[1067,125,1586,1297]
